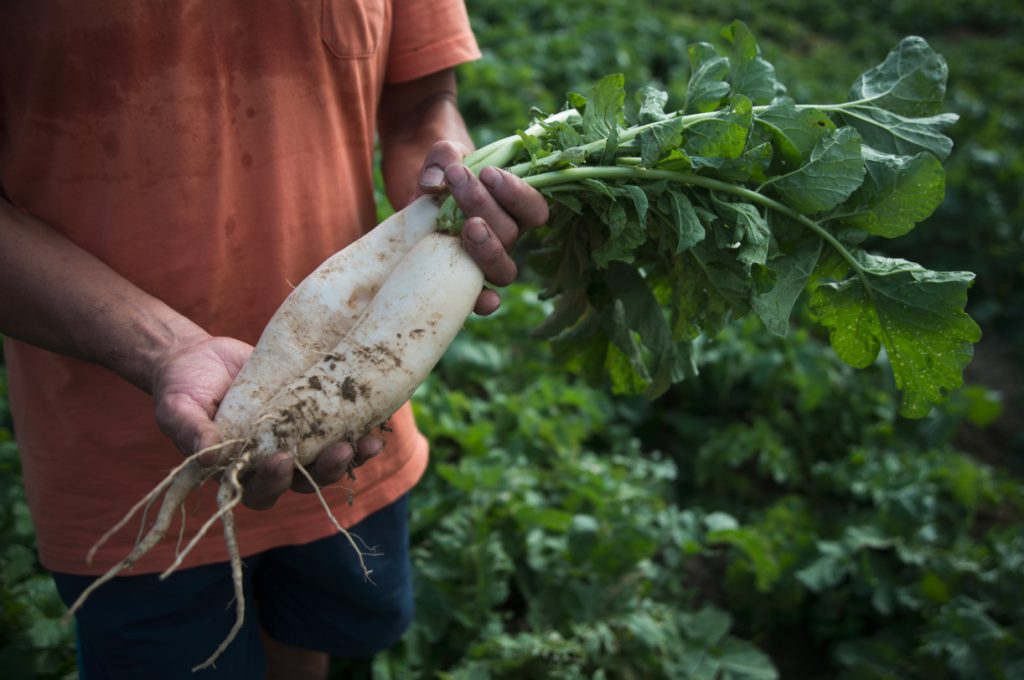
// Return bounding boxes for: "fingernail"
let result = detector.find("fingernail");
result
[445,164,470,187]
[421,164,445,188]
[466,219,489,244]
[480,166,502,189]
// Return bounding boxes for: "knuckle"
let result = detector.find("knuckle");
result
[509,189,550,228]
[490,216,520,249]
[491,265,518,288]
[482,255,517,287]
[428,140,468,165]
[451,177,489,211]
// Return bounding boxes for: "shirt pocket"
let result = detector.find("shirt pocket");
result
[321,0,386,59]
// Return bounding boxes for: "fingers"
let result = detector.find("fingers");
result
[241,432,386,510]
[462,217,517,287]
[241,452,295,510]
[154,393,222,464]
[446,163,548,295]
[289,433,384,493]
[420,144,551,311]
[353,432,386,464]
[418,140,472,195]
[474,288,502,316]
[447,164,549,248]
[478,166,550,232]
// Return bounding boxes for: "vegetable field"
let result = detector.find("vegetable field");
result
[2,1,1023,678]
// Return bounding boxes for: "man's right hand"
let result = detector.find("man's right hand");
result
[149,332,384,510]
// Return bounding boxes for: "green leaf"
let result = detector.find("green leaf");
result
[532,288,589,340]
[708,526,781,591]
[639,118,684,168]
[704,512,739,532]
[26,618,65,649]
[684,119,749,160]
[656,190,705,254]
[532,218,589,298]
[636,85,669,123]
[796,543,850,591]
[552,311,608,386]
[751,234,823,335]
[703,141,774,184]
[604,261,696,398]
[644,340,697,399]
[684,95,753,160]
[838,107,957,160]
[656,148,695,171]
[848,36,950,117]
[717,638,779,680]
[842,147,946,238]
[810,252,982,417]
[755,99,836,170]
[591,192,645,267]
[679,607,733,646]
[833,37,957,159]
[685,42,731,113]
[673,241,752,339]
[766,127,865,214]
[843,524,893,551]
[713,199,770,266]
[544,116,585,152]
[603,304,650,393]
[721,21,783,105]
[691,117,775,184]
[615,185,649,230]
[1,545,36,586]
[606,262,673,357]
[580,73,625,147]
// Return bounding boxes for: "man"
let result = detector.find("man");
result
[0,2,547,677]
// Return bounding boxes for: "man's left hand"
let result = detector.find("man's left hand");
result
[416,141,549,315]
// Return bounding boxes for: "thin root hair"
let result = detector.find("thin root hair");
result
[291,463,376,583]
[159,453,250,580]
[192,467,246,671]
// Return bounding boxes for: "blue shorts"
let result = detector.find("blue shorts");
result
[52,494,413,679]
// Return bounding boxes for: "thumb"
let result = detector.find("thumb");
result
[193,421,227,466]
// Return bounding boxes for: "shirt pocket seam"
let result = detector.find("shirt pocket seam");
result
[321,0,386,59]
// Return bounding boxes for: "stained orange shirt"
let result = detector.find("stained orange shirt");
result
[0,1,479,575]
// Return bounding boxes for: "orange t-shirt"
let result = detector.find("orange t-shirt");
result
[0,2,480,575]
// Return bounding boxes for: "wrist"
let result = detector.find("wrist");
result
[86,308,208,396]
[143,321,211,396]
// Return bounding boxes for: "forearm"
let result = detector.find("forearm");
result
[0,198,206,393]
[378,68,474,208]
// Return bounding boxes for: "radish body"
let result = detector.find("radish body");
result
[249,232,482,462]
[216,195,442,435]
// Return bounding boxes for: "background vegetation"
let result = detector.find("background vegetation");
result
[2,1,1022,677]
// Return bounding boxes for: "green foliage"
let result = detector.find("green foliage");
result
[623,313,1024,678]
[0,369,76,680]
[464,24,979,418]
